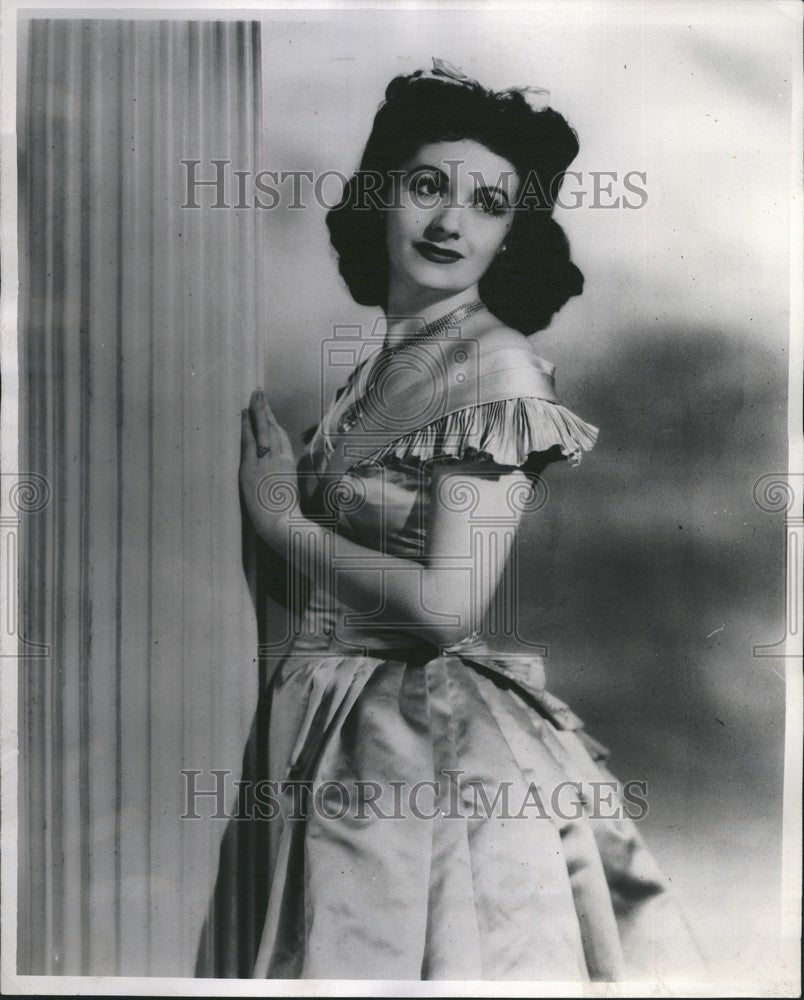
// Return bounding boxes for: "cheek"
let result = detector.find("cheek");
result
[471,223,509,269]
[383,213,406,259]
[385,203,426,252]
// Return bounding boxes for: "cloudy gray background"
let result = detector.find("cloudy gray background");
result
[256,4,793,979]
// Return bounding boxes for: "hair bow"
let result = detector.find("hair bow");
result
[513,84,552,112]
[430,56,475,84]
[418,57,551,111]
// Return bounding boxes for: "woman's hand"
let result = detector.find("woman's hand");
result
[239,388,301,549]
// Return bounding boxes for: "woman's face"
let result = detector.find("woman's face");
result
[384,139,519,301]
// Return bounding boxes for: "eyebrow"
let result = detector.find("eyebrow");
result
[475,184,512,205]
[408,163,446,178]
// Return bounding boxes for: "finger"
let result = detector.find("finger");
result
[240,409,256,457]
[275,423,293,456]
[249,391,275,453]
[263,397,294,455]
[250,390,283,454]
[252,387,278,424]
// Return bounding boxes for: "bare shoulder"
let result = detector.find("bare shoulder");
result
[471,319,532,364]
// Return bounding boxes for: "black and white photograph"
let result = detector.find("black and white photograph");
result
[1,0,801,994]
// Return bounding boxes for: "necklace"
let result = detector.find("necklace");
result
[335,299,488,434]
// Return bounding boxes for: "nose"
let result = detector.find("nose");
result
[425,202,463,242]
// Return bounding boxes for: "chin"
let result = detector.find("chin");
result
[406,262,472,294]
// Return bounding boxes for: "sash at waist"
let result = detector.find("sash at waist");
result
[283,630,587,737]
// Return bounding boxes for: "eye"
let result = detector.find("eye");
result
[410,171,444,202]
[474,188,509,217]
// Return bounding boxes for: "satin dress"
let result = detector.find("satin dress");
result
[252,333,703,981]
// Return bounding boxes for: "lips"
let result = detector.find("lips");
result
[414,241,464,264]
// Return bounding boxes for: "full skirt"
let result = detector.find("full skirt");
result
[253,646,705,981]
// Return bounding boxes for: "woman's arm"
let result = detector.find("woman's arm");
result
[240,390,527,649]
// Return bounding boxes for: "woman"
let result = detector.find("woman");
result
[239,60,703,981]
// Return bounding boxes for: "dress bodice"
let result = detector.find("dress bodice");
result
[291,334,599,651]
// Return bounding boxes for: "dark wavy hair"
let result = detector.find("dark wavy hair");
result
[326,69,584,335]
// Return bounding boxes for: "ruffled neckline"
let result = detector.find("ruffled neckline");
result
[358,395,599,470]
